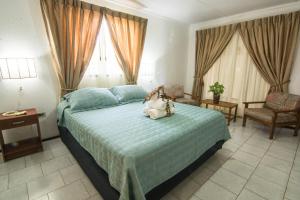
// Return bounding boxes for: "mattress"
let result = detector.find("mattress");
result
[57,101,230,200]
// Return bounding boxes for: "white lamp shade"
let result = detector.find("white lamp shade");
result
[0,58,37,79]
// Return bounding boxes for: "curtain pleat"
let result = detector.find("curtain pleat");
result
[238,11,300,93]
[203,33,270,116]
[192,24,237,101]
[40,0,103,96]
[104,9,147,84]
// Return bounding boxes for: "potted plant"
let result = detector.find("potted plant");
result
[209,82,224,104]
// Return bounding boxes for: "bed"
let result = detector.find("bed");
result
[57,87,230,200]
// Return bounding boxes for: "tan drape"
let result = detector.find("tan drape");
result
[192,24,237,100]
[40,0,103,96]
[203,33,270,116]
[105,9,147,84]
[239,11,300,93]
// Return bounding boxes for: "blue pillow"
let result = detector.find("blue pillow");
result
[110,85,148,104]
[68,88,118,113]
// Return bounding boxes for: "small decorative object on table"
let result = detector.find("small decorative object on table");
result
[0,108,43,161]
[144,85,175,119]
[209,82,224,104]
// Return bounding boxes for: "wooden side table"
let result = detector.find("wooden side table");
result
[201,99,238,126]
[0,108,43,161]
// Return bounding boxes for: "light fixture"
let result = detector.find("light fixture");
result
[0,58,37,79]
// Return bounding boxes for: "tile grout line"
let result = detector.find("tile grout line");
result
[198,125,257,199]
[282,135,300,199]
[232,127,275,200]
[79,178,93,199]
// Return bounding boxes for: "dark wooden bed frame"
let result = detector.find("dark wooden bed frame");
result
[59,126,225,200]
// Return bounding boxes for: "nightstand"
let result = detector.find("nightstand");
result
[0,108,43,161]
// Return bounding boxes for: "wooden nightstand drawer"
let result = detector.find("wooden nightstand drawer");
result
[0,115,37,130]
[0,108,43,161]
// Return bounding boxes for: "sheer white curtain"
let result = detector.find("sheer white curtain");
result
[79,19,125,88]
[203,33,270,116]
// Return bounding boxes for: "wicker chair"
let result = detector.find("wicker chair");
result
[242,92,300,139]
[164,85,199,106]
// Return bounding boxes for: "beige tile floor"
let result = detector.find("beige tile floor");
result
[0,119,299,200]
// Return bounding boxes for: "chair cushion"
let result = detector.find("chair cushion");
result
[264,92,288,110]
[165,85,184,98]
[175,98,198,106]
[245,108,297,123]
[283,94,300,111]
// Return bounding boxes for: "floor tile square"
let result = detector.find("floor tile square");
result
[289,169,300,185]
[41,156,72,175]
[253,165,289,187]
[0,184,28,200]
[293,160,300,172]
[260,155,293,173]
[239,143,266,157]
[266,145,295,162]
[222,140,240,152]
[35,195,49,200]
[0,174,8,192]
[9,164,43,188]
[232,151,260,167]
[27,172,65,199]
[81,177,98,196]
[222,159,255,179]
[246,175,285,200]
[246,137,271,150]
[202,155,226,172]
[25,151,54,167]
[60,164,85,184]
[48,180,89,200]
[161,193,179,200]
[87,194,103,200]
[210,168,247,194]
[236,189,266,200]
[51,146,70,158]
[195,180,236,200]
[0,157,25,176]
[285,182,300,200]
[190,166,214,185]
[171,178,200,200]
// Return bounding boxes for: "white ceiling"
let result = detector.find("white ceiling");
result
[105,0,299,23]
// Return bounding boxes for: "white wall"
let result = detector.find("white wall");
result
[184,2,300,95]
[0,0,188,142]
[0,0,60,143]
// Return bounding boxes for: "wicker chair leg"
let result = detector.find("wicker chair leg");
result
[269,124,276,139]
[294,123,299,137]
[242,115,247,127]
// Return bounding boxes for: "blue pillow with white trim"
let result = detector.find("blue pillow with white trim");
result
[68,88,118,113]
[110,85,148,104]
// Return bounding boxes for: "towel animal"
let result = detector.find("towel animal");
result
[143,85,175,119]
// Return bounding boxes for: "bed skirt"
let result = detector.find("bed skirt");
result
[59,126,225,200]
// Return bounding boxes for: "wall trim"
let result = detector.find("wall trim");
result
[191,1,300,30]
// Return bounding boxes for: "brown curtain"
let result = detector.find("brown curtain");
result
[105,9,147,84]
[239,11,300,93]
[192,24,237,100]
[40,0,103,96]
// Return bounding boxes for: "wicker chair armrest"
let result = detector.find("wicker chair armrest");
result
[243,101,266,108]
[243,101,266,104]
[184,92,192,96]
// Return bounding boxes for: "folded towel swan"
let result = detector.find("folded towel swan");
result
[143,85,175,119]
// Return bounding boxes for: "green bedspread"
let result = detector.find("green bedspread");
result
[58,101,230,200]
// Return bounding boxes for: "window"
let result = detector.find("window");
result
[203,33,270,116]
[79,19,125,88]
